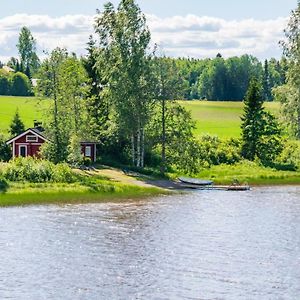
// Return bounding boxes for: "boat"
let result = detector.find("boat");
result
[178,177,214,186]
[178,177,250,191]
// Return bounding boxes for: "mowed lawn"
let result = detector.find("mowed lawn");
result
[180,100,280,138]
[0,96,46,133]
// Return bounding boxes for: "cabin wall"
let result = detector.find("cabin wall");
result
[14,133,45,158]
[81,144,96,162]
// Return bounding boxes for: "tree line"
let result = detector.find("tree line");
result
[0,27,39,96]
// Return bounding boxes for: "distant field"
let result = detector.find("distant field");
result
[0,96,280,138]
[180,100,280,138]
[0,96,46,133]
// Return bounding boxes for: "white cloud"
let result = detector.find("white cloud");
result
[0,13,288,62]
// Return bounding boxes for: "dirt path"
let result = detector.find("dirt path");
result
[85,167,183,191]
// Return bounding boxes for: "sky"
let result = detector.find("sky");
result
[0,0,298,62]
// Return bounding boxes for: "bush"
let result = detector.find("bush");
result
[275,140,300,171]
[0,133,11,162]
[10,72,32,96]
[1,157,77,183]
[0,176,8,193]
[197,135,242,167]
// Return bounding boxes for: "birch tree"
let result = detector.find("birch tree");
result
[276,2,300,138]
[38,48,88,163]
[94,0,155,168]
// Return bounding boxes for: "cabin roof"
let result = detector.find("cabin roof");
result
[6,128,50,145]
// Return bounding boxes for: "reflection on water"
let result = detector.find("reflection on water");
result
[0,186,299,299]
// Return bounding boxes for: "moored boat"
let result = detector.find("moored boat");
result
[178,177,214,186]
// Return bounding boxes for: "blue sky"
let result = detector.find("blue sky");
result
[1,0,297,19]
[0,0,298,61]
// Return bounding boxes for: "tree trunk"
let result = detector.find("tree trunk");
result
[161,97,166,174]
[131,133,135,166]
[137,128,141,167]
[141,127,144,168]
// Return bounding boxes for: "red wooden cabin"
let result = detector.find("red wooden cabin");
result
[6,128,97,162]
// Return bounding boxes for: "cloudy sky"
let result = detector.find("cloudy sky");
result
[0,0,297,62]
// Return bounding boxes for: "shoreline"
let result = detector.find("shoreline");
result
[1,179,299,208]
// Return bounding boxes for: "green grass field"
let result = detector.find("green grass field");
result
[0,96,280,138]
[0,96,46,133]
[180,100,280,138]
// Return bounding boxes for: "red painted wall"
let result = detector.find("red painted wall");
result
[14,132,45,158]
[81,144,96,162]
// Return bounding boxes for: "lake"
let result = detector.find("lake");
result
[0,186,299,299]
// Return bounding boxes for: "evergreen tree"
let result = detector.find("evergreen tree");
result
[263,59,271,101]
[241,79,282,162]
[9,110,25,136]
[83,36,109,141]
[241,79,265,160]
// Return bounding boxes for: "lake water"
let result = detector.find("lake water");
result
[0,186,299,299]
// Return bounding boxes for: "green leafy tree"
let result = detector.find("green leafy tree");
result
[37,48,70,162]
[0,133,11,161]
[275,2,300,139]
[10,72,31,96]
[67,134,83,166]
[152,56,185,173]
[94,0,155,168]
[0,73,10,95]
[17,27,40,75]
[9,109,25,136]
[147,102,200,174]
[38,48,88,163]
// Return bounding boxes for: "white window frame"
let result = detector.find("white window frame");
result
[85,146,92,157]
[26,135,38,142]
[19,145,27,157]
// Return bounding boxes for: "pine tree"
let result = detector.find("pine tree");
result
[241,79,282,162]
[241,79,265,160]
[9,110,25,136]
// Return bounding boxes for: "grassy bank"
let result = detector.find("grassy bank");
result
[192,161,300,185]
[0,159,166,207]
[0,181,163,207]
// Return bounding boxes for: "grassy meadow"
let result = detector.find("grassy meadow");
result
[0,96,46,133]
[0,96,281,138]
[179,100,280,138]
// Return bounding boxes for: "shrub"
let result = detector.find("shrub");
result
[275,140,300,170]
[197,135,242,167]
[0,133,11,162]
[1,157,77,183]
[0,176,8,193]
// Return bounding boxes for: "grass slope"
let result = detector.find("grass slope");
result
[180,100,280,138]
[0,96,46,133]
[0,96,280,138]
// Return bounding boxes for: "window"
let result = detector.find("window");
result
[26,135,38,142]
[85,146,91,157]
